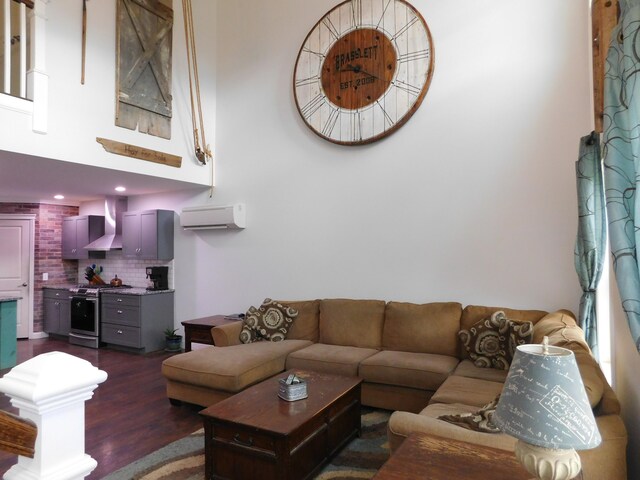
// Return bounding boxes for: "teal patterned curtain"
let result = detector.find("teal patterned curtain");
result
[575,133,606,359]
[603,0,640,354]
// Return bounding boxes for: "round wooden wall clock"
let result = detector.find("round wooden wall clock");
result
[293,0,434,145]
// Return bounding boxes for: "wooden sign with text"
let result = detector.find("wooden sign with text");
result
[96,137,182,168]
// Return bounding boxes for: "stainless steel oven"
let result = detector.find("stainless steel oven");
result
[68,284,132,348]
[69,286,101,348]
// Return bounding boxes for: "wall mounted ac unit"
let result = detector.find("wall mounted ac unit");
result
[180,203,246,230]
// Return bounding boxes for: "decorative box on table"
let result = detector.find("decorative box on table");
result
[278,374,307,401]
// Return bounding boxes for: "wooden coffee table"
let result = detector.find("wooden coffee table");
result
[200,370,362,480]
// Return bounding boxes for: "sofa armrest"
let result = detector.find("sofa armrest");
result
[211,321,243,346]
[387,410,516,454]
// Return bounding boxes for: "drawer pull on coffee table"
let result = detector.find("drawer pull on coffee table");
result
[233,434,253,447]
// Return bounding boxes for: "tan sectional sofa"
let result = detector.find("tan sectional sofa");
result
[161,299,628,480]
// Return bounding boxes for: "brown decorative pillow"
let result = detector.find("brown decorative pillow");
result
[458,311,533,370]
[438,394,501,433]
[507,317,533,359]
[239,298,298,344]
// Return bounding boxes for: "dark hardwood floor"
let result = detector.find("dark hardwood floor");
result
[0,338,203,479]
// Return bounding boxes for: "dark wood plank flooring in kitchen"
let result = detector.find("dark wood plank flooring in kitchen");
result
[0,338,203,479]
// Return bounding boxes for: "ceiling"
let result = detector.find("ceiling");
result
[0,150,206,205]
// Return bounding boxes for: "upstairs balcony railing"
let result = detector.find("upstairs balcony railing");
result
[1,0,31,100]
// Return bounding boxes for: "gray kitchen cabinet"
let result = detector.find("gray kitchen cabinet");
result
[43,288,71,336]
[62,215,105,260]
[101,291,174,353]
[122,210,174,260]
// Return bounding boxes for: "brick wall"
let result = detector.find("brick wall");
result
[0,203,79,333]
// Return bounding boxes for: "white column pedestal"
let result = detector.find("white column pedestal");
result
[0,351,108,480]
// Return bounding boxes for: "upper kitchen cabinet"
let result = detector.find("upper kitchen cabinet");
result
[62,216,106,260]
[122,210,174,260]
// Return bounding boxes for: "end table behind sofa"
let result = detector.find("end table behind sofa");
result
[181,315,239,351]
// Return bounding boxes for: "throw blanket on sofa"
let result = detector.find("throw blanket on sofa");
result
[437,395,501,433]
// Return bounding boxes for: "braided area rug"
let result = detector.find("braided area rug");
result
[103,408,390,480]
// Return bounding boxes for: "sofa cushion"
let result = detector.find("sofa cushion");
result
[382,302,462,356]
[452,359,509,383]
[277,299,320,342]
[285,343,378,377]
[319,299,386,348]
[239,299,298,343]
[429,375,504,407]
[161,340,312,393]
[460,305,547,359]
[359,350,459,390]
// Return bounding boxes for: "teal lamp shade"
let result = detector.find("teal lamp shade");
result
[493,343,601,450]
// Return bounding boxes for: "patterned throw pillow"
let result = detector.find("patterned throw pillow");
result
[438,394,501,433]
[458,311,533,370]
[239,298,298,344]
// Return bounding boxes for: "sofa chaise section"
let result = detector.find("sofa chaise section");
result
[161,339,312,406]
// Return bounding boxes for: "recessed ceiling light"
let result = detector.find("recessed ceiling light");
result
[115,186,126,192]
[54,194,64,200]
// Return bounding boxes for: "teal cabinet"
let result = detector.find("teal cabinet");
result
[0,299,18,369]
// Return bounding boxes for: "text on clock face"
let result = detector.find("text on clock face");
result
[334,45,379,72]
[340,76,376,90]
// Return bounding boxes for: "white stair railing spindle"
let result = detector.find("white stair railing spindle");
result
[3,0,10,95]
[19,1,25,98]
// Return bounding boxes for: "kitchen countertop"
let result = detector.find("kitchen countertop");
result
[100,288,175,296]
[0,296,22,303]
[42,285,173,295]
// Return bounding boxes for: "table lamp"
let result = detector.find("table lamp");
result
[493,338,601,480]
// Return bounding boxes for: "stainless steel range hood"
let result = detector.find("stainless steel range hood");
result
[84,196,128,251]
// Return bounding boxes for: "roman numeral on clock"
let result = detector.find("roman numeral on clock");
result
[392,79,421,97]
[351,0,362,28]
[300,94,327,120]
[295,75,320,88]
[398,49,430,64]
[322,108,340,137]
[391,15,419,41]
[322,17,340,40]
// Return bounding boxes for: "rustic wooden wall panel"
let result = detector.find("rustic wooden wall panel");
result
[592,0,619,133]
[116,0,173,139]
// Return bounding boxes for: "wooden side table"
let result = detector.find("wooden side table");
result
[373,433,534,480]
[180,315,240,351]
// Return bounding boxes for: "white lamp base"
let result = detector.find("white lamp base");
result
[514,440,582,480]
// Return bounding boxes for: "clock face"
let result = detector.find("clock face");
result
[293,0,434,145]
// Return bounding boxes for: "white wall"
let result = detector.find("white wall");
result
[0,0,215,187]
[165,0,588,316]
[118,0,590,322]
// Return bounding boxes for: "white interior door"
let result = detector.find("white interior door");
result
[0,216,33,338]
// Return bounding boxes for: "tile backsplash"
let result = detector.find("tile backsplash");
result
[76,251,174,289]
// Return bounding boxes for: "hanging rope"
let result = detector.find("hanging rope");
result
[182,0,212,168]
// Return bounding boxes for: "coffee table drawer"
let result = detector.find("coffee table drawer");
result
[213,423,276,454]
